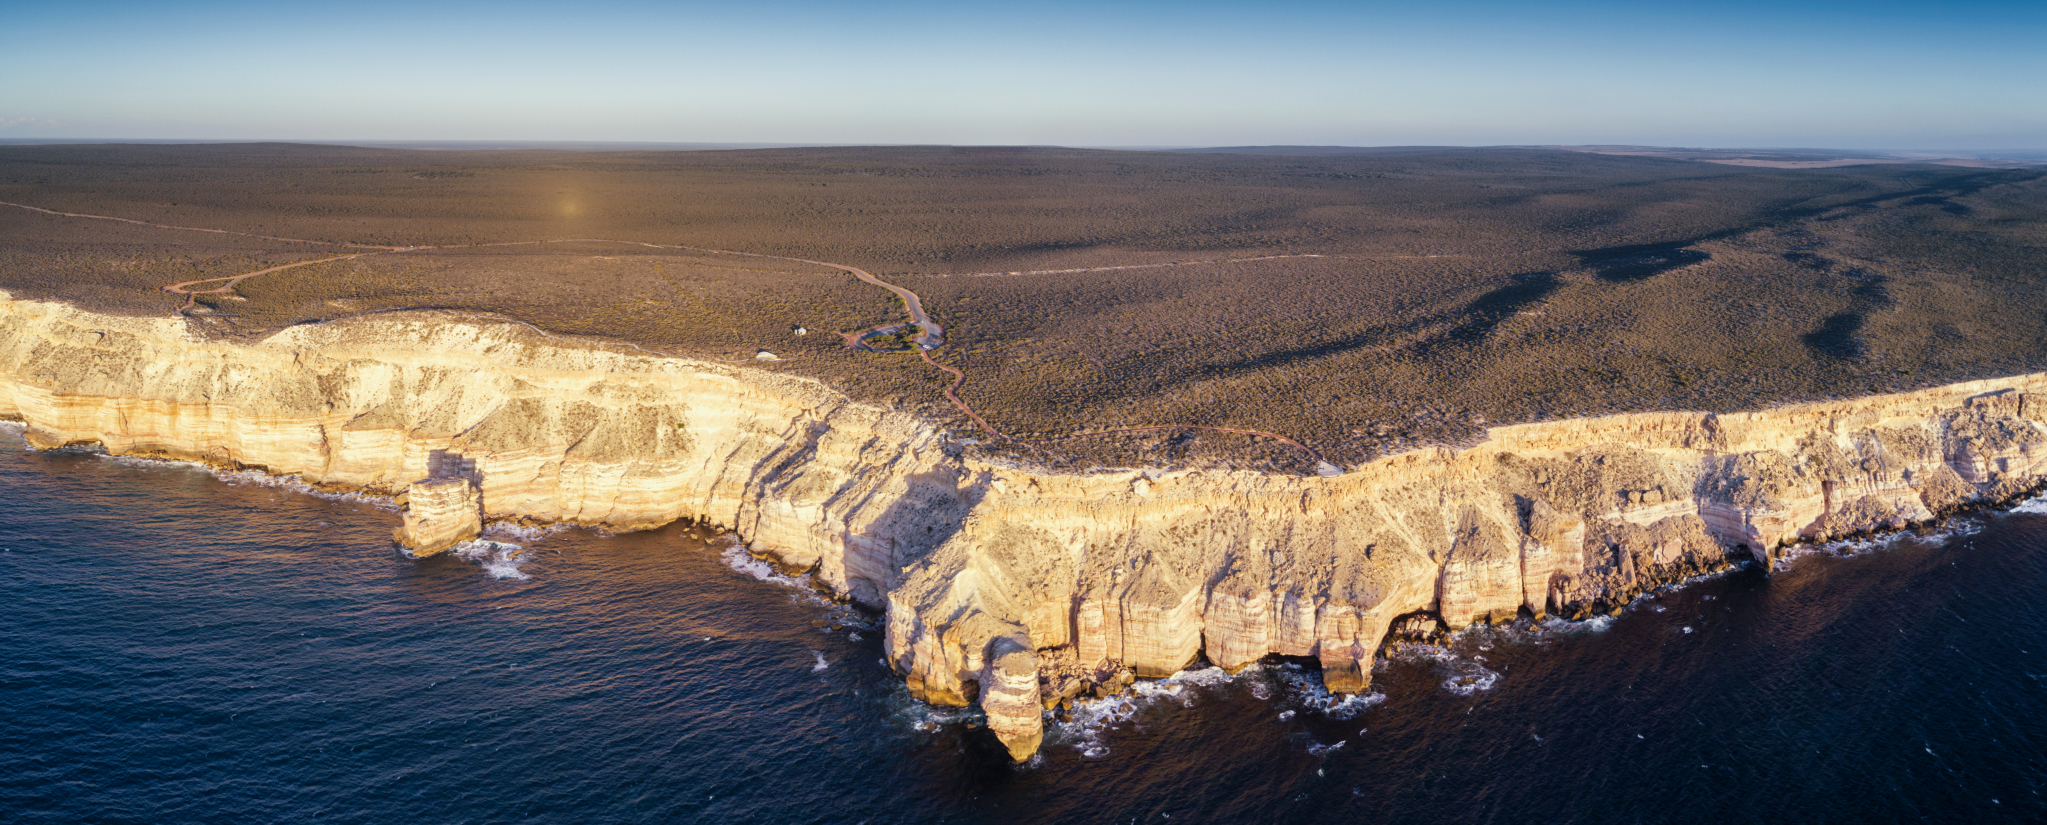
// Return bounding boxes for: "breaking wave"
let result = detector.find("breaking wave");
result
[1776,520,1982,572]
[1268,662,1388,718]
[483,522,565,542]
[451,539,529,580]
[712,534,877,636]
[899,699,985,735]
[90,453,398,511]
[1387,643,1503,696]
[206,467,397,510]
[1055,666,1234,759]
[716,535,812,590]
[2006,493,2047,515]
[1051,663,1387,759]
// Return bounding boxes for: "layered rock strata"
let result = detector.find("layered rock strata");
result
[396,477,482,556]
[5,290,2045,761]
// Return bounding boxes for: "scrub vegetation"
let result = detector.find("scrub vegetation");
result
[2,142,2044,472]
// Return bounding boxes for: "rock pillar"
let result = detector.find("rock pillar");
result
[395,477,482,556]
[980,636,1044,762]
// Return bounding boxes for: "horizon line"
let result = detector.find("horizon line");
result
[1,138,2044,161]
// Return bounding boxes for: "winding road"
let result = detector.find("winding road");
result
[843,266,943,348]
[2,200,1329,469]
[163,253,381,313]
[919,350,1000,438]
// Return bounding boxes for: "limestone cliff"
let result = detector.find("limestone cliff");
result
[5,290,2045,762]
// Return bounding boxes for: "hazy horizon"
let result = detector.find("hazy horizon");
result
[3,1,2043,151]
[4,139,2045,160]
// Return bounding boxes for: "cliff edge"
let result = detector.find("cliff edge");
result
[4,290,2042,761]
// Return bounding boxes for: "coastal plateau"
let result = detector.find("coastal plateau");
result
[4,290,2044,761]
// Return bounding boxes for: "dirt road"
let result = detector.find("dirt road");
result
[162,253,383,312]
[0,200,408,251]
[6,200,1330,470]
[936,254,1324,278]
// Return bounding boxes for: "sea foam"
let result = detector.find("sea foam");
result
[717,536,813,591]
[92,452,399,511]
[452,539,530,580]
[483,522,565,542]
[1050,663,1386,759]
[1268,662,1389,718]
[1386,643,1503,696]
[1056,666,1234,759]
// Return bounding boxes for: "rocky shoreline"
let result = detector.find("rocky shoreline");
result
[5,290,2046,762]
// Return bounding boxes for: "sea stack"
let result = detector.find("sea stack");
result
[395,477,482,556]
[979,637,1045,761]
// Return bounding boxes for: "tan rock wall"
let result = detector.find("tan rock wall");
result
[8,291,2047,762]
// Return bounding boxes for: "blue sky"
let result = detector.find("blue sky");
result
[2,1,2041,149]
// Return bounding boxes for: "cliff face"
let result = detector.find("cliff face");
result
[5,291,2045,762]
[0,293,963,608]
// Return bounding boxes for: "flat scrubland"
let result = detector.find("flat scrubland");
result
[2,142,2044,473]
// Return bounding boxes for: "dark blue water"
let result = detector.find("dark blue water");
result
[2,423,2043,824]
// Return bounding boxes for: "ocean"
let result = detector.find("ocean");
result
[1,422,2041,824]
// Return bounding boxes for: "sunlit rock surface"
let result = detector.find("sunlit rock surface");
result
[396,477,481,557]
[5,290,2046,760]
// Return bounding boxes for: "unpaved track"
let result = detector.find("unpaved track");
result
[0,200,409,251]
[841,265,942,347]
[163,253,383,312]
[937,254,1325,278]
[445,237,945,348]
[5,200,1328,468]
[920,350,1002,439]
